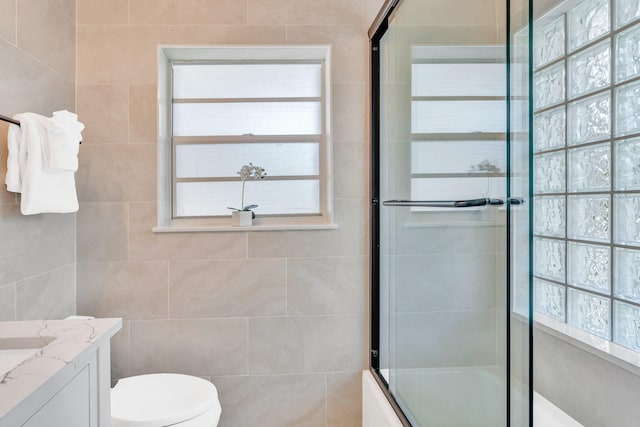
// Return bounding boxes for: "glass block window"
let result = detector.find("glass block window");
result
[533,0,640,351]
[157,46,333,227]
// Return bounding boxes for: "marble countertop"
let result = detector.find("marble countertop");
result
[0,318,122,421]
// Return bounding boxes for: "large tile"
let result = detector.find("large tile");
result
[0,284,16,321]
[77,26,171,85]
[17,0,75,81]
[129,202,247,260]
[77,203,128,262]
[213,374,326,427]
[248,315,366,374]
[535,329,640,427]
[129,85,156,143]
[285,26,368,84]
[365,0,386,27]
[0,0,16,43]
[130,0,246,25]
[396,310,497,368]
[77,261,169,319]
[248,0,364,27]
[0,205,75,286]
[16,264,75,320]
[327,371,362,427]
[111,320,130,380]
[170,259,286,318]
[77,85,129,144]
[76,143,156,202]
[287,257,367,315]
[332,84,365,142]
[249,198,366,258]
[130,318,248,376]
[169,25,286,45]
[395,253,497,312]
[0,39,75,115]
[77,0,128,25]
[333,140,368,199]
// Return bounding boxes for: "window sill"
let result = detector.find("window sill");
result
[153,222,338,233]
[534,313,640,376]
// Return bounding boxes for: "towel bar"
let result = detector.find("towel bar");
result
[0,114,82,144]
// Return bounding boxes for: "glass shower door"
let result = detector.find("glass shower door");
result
[371,0,532,425]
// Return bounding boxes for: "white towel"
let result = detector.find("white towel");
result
[43,110,83,172]
[5,112,79,215]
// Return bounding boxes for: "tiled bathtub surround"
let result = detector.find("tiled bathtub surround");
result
[75,0,382,425]
[0,0,76,320]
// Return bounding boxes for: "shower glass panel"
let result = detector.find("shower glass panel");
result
[370,0,532,425]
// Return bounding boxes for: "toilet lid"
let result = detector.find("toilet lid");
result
[111,374,220,427]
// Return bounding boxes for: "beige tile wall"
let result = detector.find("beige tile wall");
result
[0,0,76,320]
[75,0,385,425]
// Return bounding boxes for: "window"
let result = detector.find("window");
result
[408,46,506,216]
[532,0,640,352]
[157,46,334,230]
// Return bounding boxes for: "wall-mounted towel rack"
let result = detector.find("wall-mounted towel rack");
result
[0,114,82,143]
[0,114,21,126]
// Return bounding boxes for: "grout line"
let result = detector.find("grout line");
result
[324,372,329,427]
[285,258,288,316]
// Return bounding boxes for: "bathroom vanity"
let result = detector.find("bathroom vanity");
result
[0,318,122,427]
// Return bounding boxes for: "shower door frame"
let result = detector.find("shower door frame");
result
[367,0,534,425]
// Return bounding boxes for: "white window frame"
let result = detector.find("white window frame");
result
[155,45,336,232]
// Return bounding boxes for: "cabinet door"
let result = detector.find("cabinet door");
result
[23,366,90,427]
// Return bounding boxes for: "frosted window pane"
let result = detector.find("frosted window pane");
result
[615,80,640,137]
[175,180,320,216]
[616,25,640,82]
[568,143,610,192]
[614,194,640,246]
[615,137,640,190]
[568,92,610,145]
[411,63,505,96]
[568,0,610,52]
[534,196,566,237]
[534,62,565,111]
[534,151,565,194]
[534,237,566,282]
[411,101,506,133]
[409,177,505,211]
[534,278,566,321]
[534,16,565,68]
[534,106,566,152]
[614,247,640,303]
[568,289,611,339]
[616,0,640,28]
[568,41,610,99]
[173,102,321,136]
[568,242,611,293]
[411,140,506,174]
[614,302,640,351]
[172,63,322,99]
[175,143,319,178]
[568,195,610,242]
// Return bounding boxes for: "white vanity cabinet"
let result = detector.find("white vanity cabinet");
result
[0,319,122,427]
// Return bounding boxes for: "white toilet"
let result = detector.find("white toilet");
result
[110,373,222,427]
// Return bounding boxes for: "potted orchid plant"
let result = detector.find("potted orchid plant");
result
[228,162,267,226]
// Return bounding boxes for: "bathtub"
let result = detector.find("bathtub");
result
[362,369,583,427]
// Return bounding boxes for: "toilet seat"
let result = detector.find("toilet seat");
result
[111,373,221,427]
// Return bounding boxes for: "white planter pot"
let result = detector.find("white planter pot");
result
[231,210,252,226]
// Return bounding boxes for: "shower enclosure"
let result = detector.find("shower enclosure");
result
[369,0,533,425]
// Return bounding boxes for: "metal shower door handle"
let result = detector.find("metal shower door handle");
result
[381,197,525,208]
